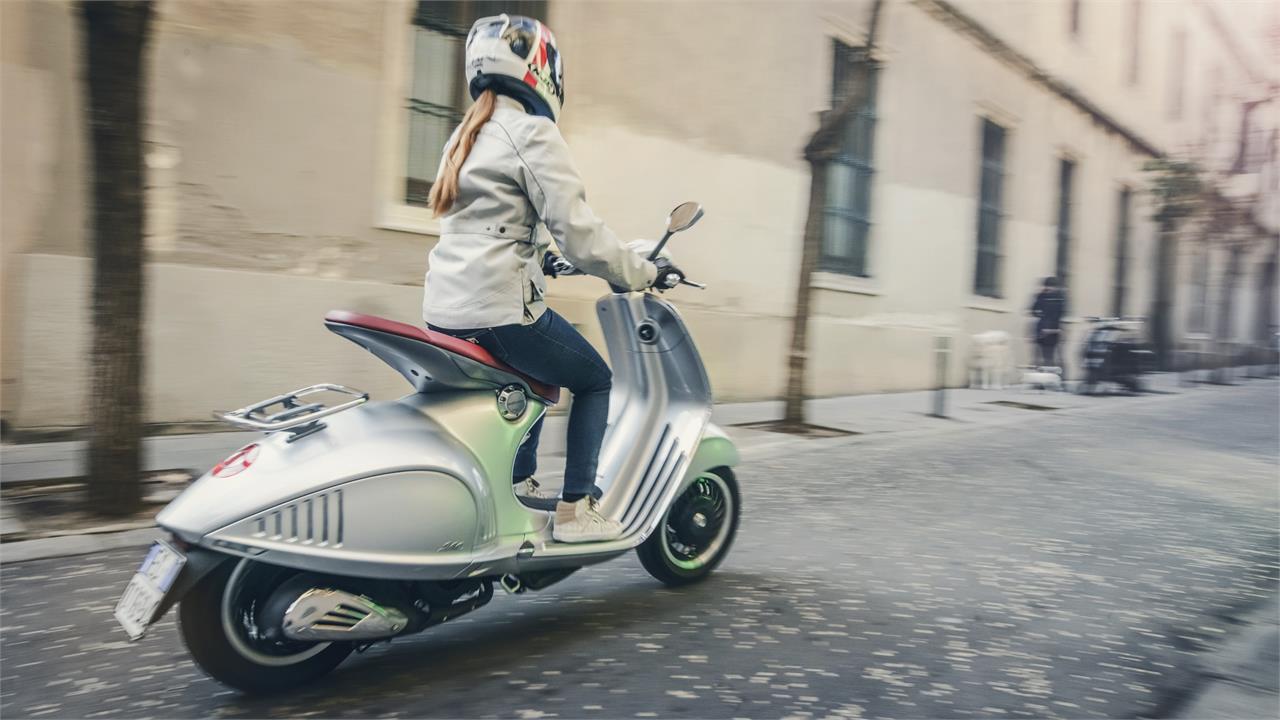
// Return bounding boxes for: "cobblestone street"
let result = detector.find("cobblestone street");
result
[2,383,1277,718]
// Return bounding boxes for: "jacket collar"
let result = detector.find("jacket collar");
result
[491,92,556,122]
[494,95,525,112]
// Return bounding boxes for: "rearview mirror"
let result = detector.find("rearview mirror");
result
[666,202,704,234]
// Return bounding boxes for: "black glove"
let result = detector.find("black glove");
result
[651,257,685,291]
[542,251,577,278]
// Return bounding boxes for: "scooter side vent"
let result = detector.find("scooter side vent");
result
[313,603,371,630]
[252,489,345,547]
[620,425,686,535]
[281,589,408,641]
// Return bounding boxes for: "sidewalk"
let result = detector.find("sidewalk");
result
[2,372,1273,561]
[0,371,1254,486]
[0,430,259,484]
[0,371,1269,563]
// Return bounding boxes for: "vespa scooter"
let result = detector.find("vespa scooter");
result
[112,202,740,693]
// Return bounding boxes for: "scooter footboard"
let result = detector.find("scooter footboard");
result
[516,423,738,569]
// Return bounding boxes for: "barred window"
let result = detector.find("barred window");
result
[1112,188,1131,317]
[405,1,547,207]
[1054,158,1076,305]
[1126,0,1142,85]
[820,40,878,277]
[973,119,1007,298]
[1167,28,1187,120]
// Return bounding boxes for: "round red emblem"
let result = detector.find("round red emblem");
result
[212,443,260,478]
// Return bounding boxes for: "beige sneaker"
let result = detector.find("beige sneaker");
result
[552,497,622,543]
[514,477,560,500]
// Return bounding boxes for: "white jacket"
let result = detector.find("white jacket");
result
[423,96,658,329]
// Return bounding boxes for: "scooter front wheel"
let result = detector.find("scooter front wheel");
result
[637,468,740,586]
[178,558,353,694]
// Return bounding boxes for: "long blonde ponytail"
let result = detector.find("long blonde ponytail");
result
[428,89,497,217]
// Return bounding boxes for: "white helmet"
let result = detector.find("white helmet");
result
[466,14,565,122]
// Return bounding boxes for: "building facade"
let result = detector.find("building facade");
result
[2,0,1277,429]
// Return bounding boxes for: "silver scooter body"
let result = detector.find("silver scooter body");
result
[156,293,737,581]
[125,203,736,693]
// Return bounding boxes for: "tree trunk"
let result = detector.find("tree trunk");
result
[1150,218,1177,370]
[782,158,830,425]
[81,1,153,516]
[1215,244,1242,343]
[1256,253,1277,345]
[781,0,883,426]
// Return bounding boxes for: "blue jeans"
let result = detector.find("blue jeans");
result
[430,310,611,499]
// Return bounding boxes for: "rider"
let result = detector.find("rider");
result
[422,14,684,543]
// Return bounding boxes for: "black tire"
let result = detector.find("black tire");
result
[637,468,740,587]
[178,560,353,694]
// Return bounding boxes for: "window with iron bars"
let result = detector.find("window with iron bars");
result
[1126,0,1142,86]
[973,118,1007,298]
[1054,158,1075,308]
[1112,187,1131,317]
[405,1,547,207]
[820,40,879,278]
[1167,28,1187,121]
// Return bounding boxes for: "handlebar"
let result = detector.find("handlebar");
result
[546,254,706,291]
[647,230,675,262]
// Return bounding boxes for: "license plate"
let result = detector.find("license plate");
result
[114,541,186,640]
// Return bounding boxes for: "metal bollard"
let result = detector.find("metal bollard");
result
[929,336,950,418]
[1210,341,1235,385]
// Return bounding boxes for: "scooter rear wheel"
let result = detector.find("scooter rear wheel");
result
[178,558,353,694]
[637,468,740,586]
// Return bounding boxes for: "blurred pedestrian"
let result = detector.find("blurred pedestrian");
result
[1030,276,1066,369]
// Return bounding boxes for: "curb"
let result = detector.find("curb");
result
[1171,594,1280,719]
[733,379,1266,464]
[1,527,160,563]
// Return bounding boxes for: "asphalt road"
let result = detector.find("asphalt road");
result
[2,383,1277,719]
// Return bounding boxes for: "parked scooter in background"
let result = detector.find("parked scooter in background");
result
[1079,317,1155,395]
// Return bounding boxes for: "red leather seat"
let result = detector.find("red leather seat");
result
[324,310,561,404]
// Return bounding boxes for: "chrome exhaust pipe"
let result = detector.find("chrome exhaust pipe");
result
[280,588,408,641]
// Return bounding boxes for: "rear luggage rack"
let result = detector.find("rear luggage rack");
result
[214,384,368,441]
